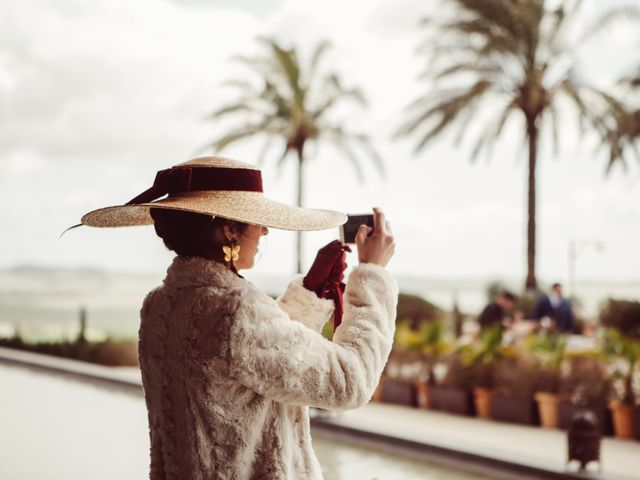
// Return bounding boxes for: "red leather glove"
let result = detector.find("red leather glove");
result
[303,240,351,331]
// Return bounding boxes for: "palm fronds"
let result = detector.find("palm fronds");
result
[400,0,639,164]
[207,36,382,180]
[398,0,639,290]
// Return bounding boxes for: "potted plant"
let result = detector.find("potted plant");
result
[528,332,570,428]
[490,349,543,425]
[600,299,640,339]
[429,348,474,416]
[556,352,612,435]
[372,348,419,407]
[604,329,640,439]
[464,325,504,419]
[396,293,444,330]
[372,296,448,407]
[392,321,450,408]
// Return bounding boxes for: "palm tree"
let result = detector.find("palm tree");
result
[208,37,383,273]
[397,0,638,291]
[605,71,640,168]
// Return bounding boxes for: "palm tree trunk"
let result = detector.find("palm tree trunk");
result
[525,115,539,292]
[296,147,305,274]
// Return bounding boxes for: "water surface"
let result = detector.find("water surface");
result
[0,362,491,480]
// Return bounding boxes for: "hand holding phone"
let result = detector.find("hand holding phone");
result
[340,214,374,244]
[341,208,395,268]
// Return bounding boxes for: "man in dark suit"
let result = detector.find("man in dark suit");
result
[534,283,575,333]
[477,291,517,332]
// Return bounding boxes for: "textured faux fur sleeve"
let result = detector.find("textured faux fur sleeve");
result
[228,263,399,410]
[276,275,334,332]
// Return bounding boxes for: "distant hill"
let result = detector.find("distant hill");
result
[1,264,639,318]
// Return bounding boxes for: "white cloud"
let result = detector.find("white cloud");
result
[1,148,47,175]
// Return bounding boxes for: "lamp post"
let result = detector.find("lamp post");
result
[568,239,604,301]
[567,407,602,472]
[567,388,602,472]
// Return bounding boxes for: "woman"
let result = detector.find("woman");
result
[77,156,397,479]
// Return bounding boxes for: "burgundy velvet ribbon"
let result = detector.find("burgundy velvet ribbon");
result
[321,278,347,331]
[303,240,351,332]
[125,166,263,205]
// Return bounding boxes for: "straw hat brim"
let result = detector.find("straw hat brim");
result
[81,191,347,231]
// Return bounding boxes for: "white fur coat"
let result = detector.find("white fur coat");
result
[138,255,398,480]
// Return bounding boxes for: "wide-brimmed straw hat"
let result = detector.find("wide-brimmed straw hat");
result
[74,156,347,231]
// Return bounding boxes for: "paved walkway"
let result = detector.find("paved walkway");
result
[2,347,638,479]
[311,403,640,480]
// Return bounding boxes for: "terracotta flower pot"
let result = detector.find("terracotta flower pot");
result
[473,387,493,419]
[609,401,637,439]
[415,381,431,409]
[535,392,568,429]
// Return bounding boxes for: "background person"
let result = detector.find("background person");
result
[534,283,575,333]
[477,290,518,332]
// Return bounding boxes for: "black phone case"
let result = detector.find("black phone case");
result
[340,214,375,244]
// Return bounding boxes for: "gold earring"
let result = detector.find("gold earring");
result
[223,239,241,268]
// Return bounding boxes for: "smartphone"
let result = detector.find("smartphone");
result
[340,214,375,244]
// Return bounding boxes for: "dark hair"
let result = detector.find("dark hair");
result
[552,283,562,289]
[150,208,249,261]
[500,291,518,303]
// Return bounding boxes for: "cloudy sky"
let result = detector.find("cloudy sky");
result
[1,0,640,290]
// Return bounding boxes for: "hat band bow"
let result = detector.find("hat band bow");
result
[126,166,263,205]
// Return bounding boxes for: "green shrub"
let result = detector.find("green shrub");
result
[394,321,451,383]
[525,332,568,394]
[560,352,611,405]
[492,350,548,399]
[463,325,504,389]
[396,293,444,330]
[439,350,472,389]
[602,329,639,405]
[0,335,138,367]
[600,299,640,339]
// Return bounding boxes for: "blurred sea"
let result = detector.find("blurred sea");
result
[1,265,638,341]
